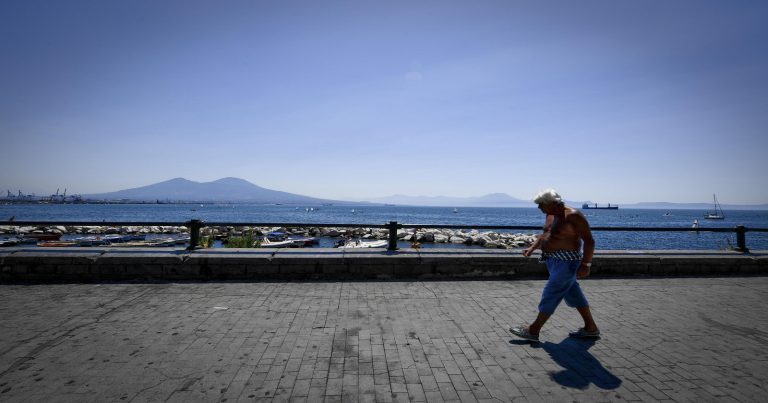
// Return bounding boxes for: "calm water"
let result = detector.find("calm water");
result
[2,203,767,250]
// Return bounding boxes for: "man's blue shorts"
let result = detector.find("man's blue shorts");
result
[538,258,589,315]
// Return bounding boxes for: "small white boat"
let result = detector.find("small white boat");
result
[146,238,178,247]
[103,234,138,243]
[0,237,21,247]
[107,240,156,247]
[334,239,388,249]
[173,236,191,245]
[74,236,111,246]
[258,237,294,248]
[290,237,319,247]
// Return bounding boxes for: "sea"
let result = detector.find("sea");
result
[2,203,768,250]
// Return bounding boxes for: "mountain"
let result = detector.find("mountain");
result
[85,177,357,204]
[368,193,531,207]
[83,179,768,209]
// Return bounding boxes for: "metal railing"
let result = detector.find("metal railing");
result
[4,220,767,253]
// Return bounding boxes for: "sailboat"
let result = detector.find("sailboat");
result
[703,194,725,220]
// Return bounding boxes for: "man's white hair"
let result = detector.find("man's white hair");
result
[533,189,563,205]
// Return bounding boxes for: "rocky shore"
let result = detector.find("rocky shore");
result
[0,225,537,249]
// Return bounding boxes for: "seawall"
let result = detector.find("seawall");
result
[1,248,766,282]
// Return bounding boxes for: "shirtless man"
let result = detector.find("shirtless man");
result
[510,189,600,342]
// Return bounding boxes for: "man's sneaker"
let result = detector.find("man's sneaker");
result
[568,328,601,339]
[509,326,540,342]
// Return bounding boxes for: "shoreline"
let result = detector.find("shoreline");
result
[4,200,768,210]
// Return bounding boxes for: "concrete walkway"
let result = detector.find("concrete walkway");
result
[1,277,767,402]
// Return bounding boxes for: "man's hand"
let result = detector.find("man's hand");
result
[522,247,534,257]
[577,264,591,279]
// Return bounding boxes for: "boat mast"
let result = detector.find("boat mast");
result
[718,194,724,217]
[713,194,725,218]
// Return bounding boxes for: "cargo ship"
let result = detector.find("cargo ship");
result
[581,203,618,210]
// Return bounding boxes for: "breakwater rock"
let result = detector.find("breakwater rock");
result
[0,225,537,249]
[299,227,536,248]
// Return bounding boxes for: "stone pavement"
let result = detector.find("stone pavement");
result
[1,277,767,402]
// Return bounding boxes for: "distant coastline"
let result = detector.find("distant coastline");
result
[1,199,202,205]
[0,199,351,206]
[2,199,767,210]
[4,177,766,210]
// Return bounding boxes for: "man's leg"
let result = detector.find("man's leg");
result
[528,311,551,335]
[576,306,599,333]
[521,306,596,338]
[527,259,573,335]
[563,279,599,333]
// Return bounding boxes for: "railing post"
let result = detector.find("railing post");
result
[187,219,204,250]
[387,221,400,251]
[734,225,749,253]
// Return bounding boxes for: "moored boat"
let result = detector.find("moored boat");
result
[0,237,21,247]
[267,232,289,242]
[146,238,179,247]
[334,239,388,249]
[101,235,185,247]
[290,237,319,247]
[74,236,111,246]
[104,234,134,243]
[21,233,62,242]
[38,240,79,247]
[172,236,191,245]
[259,237,294,248]
[106,241,152,247]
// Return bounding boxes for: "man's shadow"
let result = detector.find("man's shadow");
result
[511,337,621,390]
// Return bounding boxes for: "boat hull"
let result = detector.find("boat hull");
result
[259,241,293,248]
[335,239,388,249]
[581,204,618,210]
[21,233,62,241]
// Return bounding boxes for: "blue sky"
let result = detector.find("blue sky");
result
[1,0,767,204]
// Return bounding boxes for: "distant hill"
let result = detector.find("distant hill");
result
[83,179,768,209]
[85,177,358,204]
[368,194,768,210]
[623,202,768,210]
[368,193,531,207]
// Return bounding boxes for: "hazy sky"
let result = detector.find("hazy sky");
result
[2,0,767,204]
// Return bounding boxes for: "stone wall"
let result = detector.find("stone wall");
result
[1,248,766,282]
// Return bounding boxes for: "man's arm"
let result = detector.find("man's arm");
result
[523,215,553,257]
[572,212,595,278]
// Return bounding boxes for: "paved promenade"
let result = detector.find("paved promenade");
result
[1,277,767,402]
